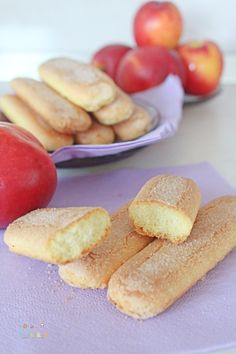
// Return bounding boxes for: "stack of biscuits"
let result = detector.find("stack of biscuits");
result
[4,174,236,320]
[0,57,152,151]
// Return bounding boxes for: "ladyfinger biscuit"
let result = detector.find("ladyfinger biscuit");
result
[11,78,92,134]
[0,95,73,151]
[39,57,116,111]
[113,104,151,141]
[108,196,236,319]
[75,120,115,145]
[4,207,111,265]
[58,203,152,288]
[94,88,134,125]
[129,175,201,243]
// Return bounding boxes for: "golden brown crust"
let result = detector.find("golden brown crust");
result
[108,196,236,319]
[75,120,115,145]
[58,203,152,288]
[39,57,116,111]
[0,95,73,151]
[94,88,134,125]
[4,207,110,265]
[113,104,151,141]
[11,78,92,134]
[129,175,201,241]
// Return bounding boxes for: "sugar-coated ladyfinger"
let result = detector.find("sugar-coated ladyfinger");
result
[0,95,73,151]
[4,207,111,265]
[129,175,201,243]
[113,104,151,141]
[39,57,116,111]
[58,203,152,288]
[108,196,236,319]
[11,78,92,134]
[75,120,115,145]
[94,88,134,125]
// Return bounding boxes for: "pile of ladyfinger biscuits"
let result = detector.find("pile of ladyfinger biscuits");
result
[4,174,236,320]
[0,57,152,151]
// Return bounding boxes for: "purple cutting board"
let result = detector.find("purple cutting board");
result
[1,163,236,354]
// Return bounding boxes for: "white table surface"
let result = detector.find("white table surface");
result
[1,82,236,354]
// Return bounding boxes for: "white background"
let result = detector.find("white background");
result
[0,0,235,81]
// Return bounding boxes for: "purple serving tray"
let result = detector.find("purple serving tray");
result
[1,163,236,354]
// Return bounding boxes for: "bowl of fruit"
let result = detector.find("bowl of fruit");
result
[0,1,223,167]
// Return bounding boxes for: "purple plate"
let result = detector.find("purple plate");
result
[51,76,184,167]
[0,76,184,167]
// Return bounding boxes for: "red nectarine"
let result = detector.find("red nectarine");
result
[0,123,57,228]
[166,50,186,85]
[116,46,169,93]
[177,40,223,95]
[134,1,183,49]
[91,44,132,81]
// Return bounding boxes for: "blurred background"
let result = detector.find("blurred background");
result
[0,0,235,82]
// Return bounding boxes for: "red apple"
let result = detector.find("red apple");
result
[134,1,183,49]
[177,40,224,96]
[91,44,132,81]
[0,123,57,228]
[166,50,186,85]
[116,46,169,93]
